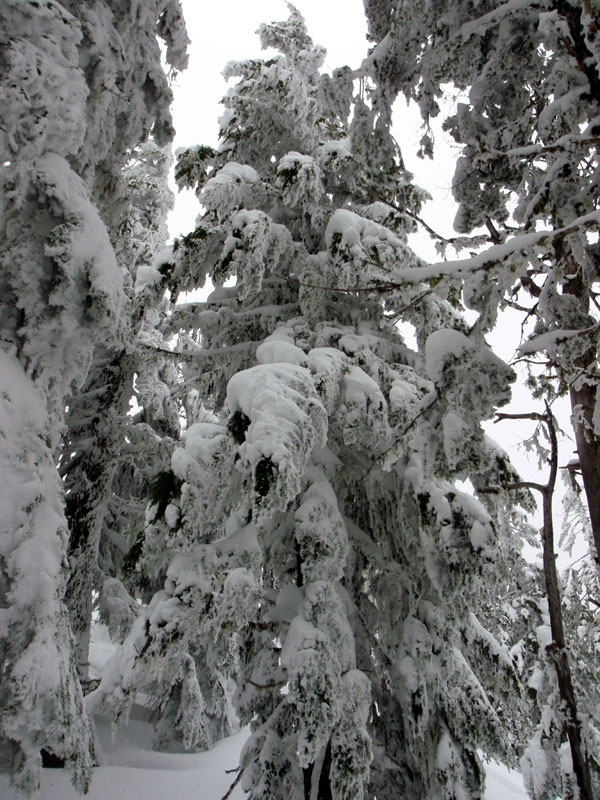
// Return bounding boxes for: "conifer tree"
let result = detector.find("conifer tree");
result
[362,0,600,571]
[93,7,534,798]
[362,1,600,794]
[0,0,187,791]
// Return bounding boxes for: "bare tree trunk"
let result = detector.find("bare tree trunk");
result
[489,407,594,800]
[302,741,333,800]
[552,0,600,567]
[568,380,600,565]
[540,407,593,800]
[558,237,600,568]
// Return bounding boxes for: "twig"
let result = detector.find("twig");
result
[137,339,259,360]
[486,217,502,244]
[478,481,546,495]
[247,678,284,690]
[402,207,462,246]
[385,288,433,321]
[220,767,244,800]
[494,411,547,423]
[361,393,439,480]
[274,271,405,296]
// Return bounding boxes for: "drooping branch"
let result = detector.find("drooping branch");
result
[278,211,600,298]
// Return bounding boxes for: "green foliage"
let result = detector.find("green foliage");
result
[149,470,182,522]
[122,531,145,577]
[176,226,208,250]
[174,145,216,194]
[227,409,251,444]
[255,456,276,497]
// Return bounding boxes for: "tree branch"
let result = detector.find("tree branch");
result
[478,481,546,495]
[494,411,547,423]
[247,677,284,690]
[220,767,244,800]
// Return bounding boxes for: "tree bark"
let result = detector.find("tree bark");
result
[557,236,600,568]
[568,379,600,566]
[491,407,594,799]
[537,409,593,800]
[302,740,333,800]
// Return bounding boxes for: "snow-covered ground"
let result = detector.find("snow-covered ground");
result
[0,623,527,799]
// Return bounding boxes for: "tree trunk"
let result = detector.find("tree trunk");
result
[558,237,600,567]
[540,409,594,800]
[64,350,133,680]
[568,380,600,566]
[302,741,333,800]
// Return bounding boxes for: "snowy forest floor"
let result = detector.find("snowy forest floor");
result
[0,623,528,800]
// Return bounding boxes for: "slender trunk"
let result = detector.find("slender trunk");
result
[540,409,593,800]
[492,407,594,798]
[302,741,333,800]
[64,351,133,679]
[568,380,600,566]
[317,740,333,800]
[557,238,600,568]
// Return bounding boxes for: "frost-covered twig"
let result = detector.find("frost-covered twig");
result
[361,393,439,479]
[475,136,600,164]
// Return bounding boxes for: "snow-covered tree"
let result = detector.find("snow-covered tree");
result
[92,7,535,798]
[362,2,600,795]
[62,139,181,679]
[362,0,600,573]
[0,0,187,792]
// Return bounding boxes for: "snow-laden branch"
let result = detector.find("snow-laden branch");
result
[383,211,600,287]
[517,324,599,356]
[475,134,600,163]
[456,0,550,42]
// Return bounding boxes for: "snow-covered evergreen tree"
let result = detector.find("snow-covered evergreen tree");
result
[362,0,600,576]
[362,2,600,794]
[92,7,534,798]
[62,139,181,679]
[0,0,187,792]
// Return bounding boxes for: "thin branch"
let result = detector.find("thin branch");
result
[247,678,284,690]
[385,288,433,320]
[361,393,439,480]
[402,207,462,246]
[478,481,546,495]
[486,217,502,244]
[274,272,368,295]
[476,136,600,164]
[220,767,244,800]
[502,298,534,314]
[137,339,259,360]
[374,211,600,290]
[494,411,548,423]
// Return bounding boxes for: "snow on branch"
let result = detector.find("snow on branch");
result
[384,211,600,287]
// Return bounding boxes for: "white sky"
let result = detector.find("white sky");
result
[167,0,581,560]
